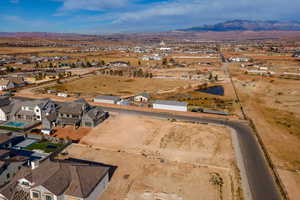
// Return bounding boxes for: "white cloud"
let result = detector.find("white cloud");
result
[109,0,300,32]
[2,15,56,28]
[56,0,129,11]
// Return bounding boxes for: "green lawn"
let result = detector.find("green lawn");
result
[25,142,63,153]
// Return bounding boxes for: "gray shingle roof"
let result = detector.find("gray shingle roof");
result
[153,100,188,107]
[0,159,109,199]
[27,159,109,198]
[0,97,11,107]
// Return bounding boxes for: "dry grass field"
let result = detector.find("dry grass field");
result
[234,74,300,200]
[0,47,74,55]
[50,75,195,96]
[61,113,242,200]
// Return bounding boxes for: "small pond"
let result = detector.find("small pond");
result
[195,86,224,96]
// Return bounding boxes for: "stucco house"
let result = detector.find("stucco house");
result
[11,99,56,122]
[0,77,26,91]
[134,93,150,102]
[0,80,14,91]
[56,99,107,128]
[0,97,12,121]
[0,159,110,200]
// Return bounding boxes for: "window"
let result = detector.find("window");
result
[45,194,53,200]
[32,191,40,198]
[21,181,29,186]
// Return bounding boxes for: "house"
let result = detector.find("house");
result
[94,95,121,104]
[8,77,26,88]
[0,97,12,121]
[292,51,300,57]
[229,57,251,62]
[11,99,56,121]
[0,80,14,91]
[109,61,129,67]
[56,99,107,127]
[0,155,29,186]
[57,93,68,98]
[134,93,150,102]
[41,112,57,135]
[153,100,188,112]
[0,159,110,200]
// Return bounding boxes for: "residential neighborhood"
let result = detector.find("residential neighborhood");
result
[0,3,300,199]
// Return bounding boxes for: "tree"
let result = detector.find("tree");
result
[169,58,175,64]
[137,69,144,77]
[87,61,92,68]
[58,73,64,79]
[35,62,39,68]
[6,66,14,72]
[162,58,168,65]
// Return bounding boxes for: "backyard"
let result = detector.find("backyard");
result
[25,141,64,153]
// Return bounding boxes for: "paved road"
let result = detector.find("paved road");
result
[101,106,282,200]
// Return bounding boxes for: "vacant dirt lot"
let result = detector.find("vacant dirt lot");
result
[70,113,243,199]
[81,113,235,168]
[62,143,242,200]
[50,75,195,96]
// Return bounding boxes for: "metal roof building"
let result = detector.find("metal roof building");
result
[94,95,121,104]
[153,100,188,112]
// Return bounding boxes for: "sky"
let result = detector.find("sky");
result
[0,0,299,34]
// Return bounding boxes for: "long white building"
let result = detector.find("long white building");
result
[153,100,188,112]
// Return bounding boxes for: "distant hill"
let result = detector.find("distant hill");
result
[180,20,300,32]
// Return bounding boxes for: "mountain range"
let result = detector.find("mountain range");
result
[180,20,300,32]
